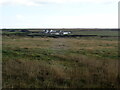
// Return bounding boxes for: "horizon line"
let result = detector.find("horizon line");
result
[0,28,119,29]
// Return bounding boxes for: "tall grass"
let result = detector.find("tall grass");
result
[2,36,119,88]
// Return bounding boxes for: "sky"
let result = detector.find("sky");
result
[0,0,119,28]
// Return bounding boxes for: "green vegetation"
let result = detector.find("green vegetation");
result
[70,30,118,36]
[2,35,119,88]
[1,29,118,37]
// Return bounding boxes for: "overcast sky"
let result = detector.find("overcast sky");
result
[0,0,119,28]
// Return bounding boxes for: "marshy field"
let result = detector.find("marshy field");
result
[2,29,119,88]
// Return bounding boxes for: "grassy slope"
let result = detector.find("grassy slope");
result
[2,36,119,88]
[70,31,118,36]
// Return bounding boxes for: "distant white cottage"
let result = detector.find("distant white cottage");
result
[43,29,71,35]
[63,32,71,35]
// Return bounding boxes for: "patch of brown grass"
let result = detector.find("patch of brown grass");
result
[2,36,119,88]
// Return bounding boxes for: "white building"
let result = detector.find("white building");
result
[43,29,71,35]
[63,32,71,35]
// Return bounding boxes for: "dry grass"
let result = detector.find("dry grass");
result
[2,36,119,88]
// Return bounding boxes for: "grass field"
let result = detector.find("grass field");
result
[2,35,119,88]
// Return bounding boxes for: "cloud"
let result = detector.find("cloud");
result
[0,0,119,6]
[0,0,41,6]
[16,14,25,20]
[45,13,117,28]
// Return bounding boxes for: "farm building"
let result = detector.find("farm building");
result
[62,32,71,35]
[43,29,71,35]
